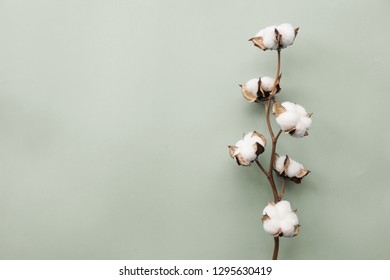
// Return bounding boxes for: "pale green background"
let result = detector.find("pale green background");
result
[0,0,389,259]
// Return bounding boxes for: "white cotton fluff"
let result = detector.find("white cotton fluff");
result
[294,104,308,117]
[299,116,312,128]
[256,25,278,50]
[292,127,306,138]
[260,76,275,92]
[245,78,259,97]
[263,219,280,235]
[276,23,296,48]
[274,155,287,174]
[275,200,292,216]
[262,200,298,237]
[285,158,304,178]
[280,220,295,237]
[276,111,299,131]
[285,212,299,226]
[234,132,265,163]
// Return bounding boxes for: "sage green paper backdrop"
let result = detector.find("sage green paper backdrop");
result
[1,0,389,259]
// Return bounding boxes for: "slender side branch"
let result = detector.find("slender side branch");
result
[279,179,286,200]
[255,159,268,177]
[275,129,282,141]
[265,99,275,140]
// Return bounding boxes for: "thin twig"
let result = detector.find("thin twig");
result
[265,98,275,140]
[255,159,268,177]
[279,179,286,200]
[275,129,282,141]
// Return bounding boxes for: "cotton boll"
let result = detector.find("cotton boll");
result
[263,219,280,235]
[257,25,278,50]
[285,159,304,178]
[274,155,287,173]
[245,78,259,97]
[276,23,296,48]
[280,220,295,237]
[262,201,300,238]
[276,111,299,131]
[260,76,275,92]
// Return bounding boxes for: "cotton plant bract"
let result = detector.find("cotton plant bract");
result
[228,23,313,260]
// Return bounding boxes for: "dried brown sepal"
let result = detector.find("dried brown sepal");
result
[267,201,276,207]
[252,131,267,147]
[274,229,283,238]
[285,127,296,135]
[240,84,257,102]
[261,213,270,222]
[283,155,290,170]
[254,142,265,155]
[294,27,299,36]
[228,146,237,158]
[249,36,266,51]
[272,102,286,117]
[274,83,281,95]
[276,33,283,49]
[297,169,311,179]
[260,77,281,101]
[257,80,268,100]
[234,153,250,166]
[291,176,303,184]
[293,225,300,237]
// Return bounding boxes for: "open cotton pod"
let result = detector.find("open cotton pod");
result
[261,200,300,237]
[273,101,312,138]
[240,75,281,102]
[273,154,310,183]
[249,23,299,51]
[228,131,267,166]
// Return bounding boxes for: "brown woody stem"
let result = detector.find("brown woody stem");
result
[255,50,283,260]
[266,49,282,260]
[264,49,282,204]
[272,237,279,260]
